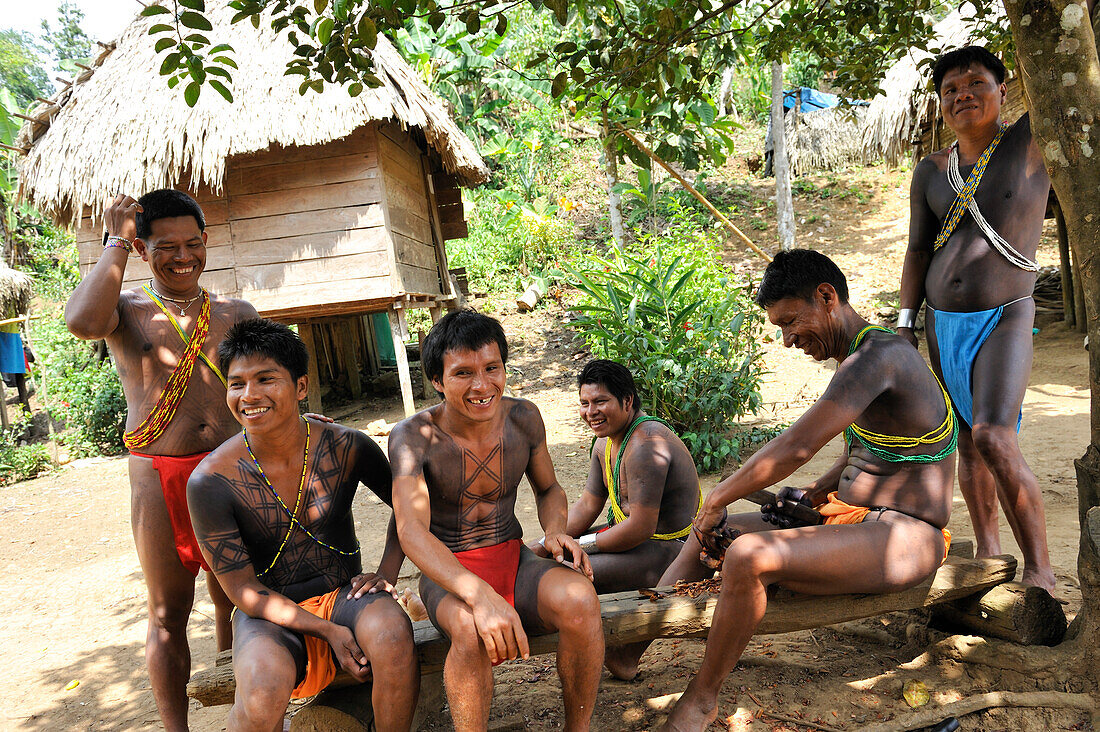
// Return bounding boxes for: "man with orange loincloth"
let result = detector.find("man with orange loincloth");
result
[389,309,604,731]
[188,319,418,731]
[65,191,259,731]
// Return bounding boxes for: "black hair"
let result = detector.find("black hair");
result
[218,318,309,381]
[932,46,1007,96]
[421,309,508,384]
[754,249,849,308]
[577,359,639,412]
[135,189,206,240]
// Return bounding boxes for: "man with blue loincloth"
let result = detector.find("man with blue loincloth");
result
[898,46,1055,591]
[0,320,31,414]
[531,359,701,594]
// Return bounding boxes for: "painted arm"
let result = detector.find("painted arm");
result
[898,159,938,348]
[695,349,888,531]
[64,195,140,340]
[585,429,673,553]
[562,444,609,537]
[348,431,403,597]
[389,419,531,663]
[187,470,372,681]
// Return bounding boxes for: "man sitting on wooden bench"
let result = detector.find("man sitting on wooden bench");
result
[389,309,604,732]
[188,319,419,731]
[530,359,701,593]
[615,250,959,731]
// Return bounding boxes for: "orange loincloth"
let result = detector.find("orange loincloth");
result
[291,586,343,699]
[131,450,211,576]
[819,492,951,563]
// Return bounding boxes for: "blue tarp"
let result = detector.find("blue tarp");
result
[782,87,868,111]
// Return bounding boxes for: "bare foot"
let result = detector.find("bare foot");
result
[400,589,429,622]
[603,645,641,681]
[658,689,717,732]
[1021,566,1057,594]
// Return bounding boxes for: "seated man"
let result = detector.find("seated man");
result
[188,319,418,731]
[389,309,603,732]
[532,359,700,593]
[629,250,957,731]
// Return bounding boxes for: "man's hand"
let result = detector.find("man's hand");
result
[761,486,816,529]
[326,624,372,682]
[303,412,335,423]
[897,326,919,349]
[347,572,398,600]
[693,498,738,569]
[542,532,594,581]
[104,194,142,241]
[471,591,530,664]
[526,538,552,558]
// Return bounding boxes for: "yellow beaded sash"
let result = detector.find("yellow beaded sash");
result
[142,284,226,386]
[933,124,1007,252]
[123,291,215,450]
[604,415,701,540]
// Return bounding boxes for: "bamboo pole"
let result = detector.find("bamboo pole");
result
[615,125,772,263]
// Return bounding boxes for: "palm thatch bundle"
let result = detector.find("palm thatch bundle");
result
[15,5,489,225]
[784,105,873,176]
[0,263,33,319]
[862,6,1000,166]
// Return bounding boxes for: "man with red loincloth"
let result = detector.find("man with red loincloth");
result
[65,191,259,731]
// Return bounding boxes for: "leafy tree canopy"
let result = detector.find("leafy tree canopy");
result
[0,29,50,108]
[41,0,94,70]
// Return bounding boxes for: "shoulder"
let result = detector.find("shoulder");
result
[389,408,438,449]
[843,330,923,381]
[912,152,944,184]
[322,421,386,458]
[187,436,243,496]
[210,295,259,321]
[1009,112,1032,141]
[626,419,679,462]
[506,397,546,440]
[117,286,150,313]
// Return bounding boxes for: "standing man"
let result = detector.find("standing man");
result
[389,309,604,732]
[188,319,418,731]
[899,46,1055,591]
[64,191,257,730]
[532,359,700,594]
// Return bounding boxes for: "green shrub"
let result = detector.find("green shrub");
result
[567,218,766,472]
[0,414,53,486]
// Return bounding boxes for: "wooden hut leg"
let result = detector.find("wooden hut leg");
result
[340,320,362,399]
[417,329,433,399]
[388,309,416,417]
[361,315,379,377]
[0,378,9,430]
[429,304,442,324]
[1054,203,1076,328]
[297,323,324,415]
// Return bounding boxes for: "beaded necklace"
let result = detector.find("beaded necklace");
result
[142,284,226,386]
[243,420,360,568]
[147,280,204,316]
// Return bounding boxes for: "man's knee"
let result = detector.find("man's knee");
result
[441,601,483,654]
[970,422,1022,463]
[147,594,193,634]
[721,534,775,584]
[357,604,416,663]
[234,658,294,727]
[542,575,601,634]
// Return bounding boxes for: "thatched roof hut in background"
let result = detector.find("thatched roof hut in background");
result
[14,4,490,414]
[0,263,33,319]
[861,5,1023,166]
[782,105,874,176]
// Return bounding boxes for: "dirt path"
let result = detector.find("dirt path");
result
[0,164,1092,731]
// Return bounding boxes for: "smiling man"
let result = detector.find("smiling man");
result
[187,319,418,731]
[388,309,604,732]
[898,46,1054,591]
[64,191,258,731]
[531,359,699,595]
[611,250,957,731]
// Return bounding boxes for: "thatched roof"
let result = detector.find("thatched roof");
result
[862,5,1001,166]
[15,5,489,225]
[0,264,33,318]
[784,105,873,176]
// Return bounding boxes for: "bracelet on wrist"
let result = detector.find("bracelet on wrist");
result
[104,235,133,254]
[578,533,600,555]
[897,308,917,330]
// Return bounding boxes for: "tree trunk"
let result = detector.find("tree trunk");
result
[1005,0,1100,678]
[0,191,11,267]
[770,61,795,251]
[602,106,625,248]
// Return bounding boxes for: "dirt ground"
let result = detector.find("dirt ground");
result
[0,164,1094,731]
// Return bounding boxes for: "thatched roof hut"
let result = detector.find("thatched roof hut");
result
[13,4,490,415]
[782,105,873,176]
[0,263,33,319]
[861,5,1021,166]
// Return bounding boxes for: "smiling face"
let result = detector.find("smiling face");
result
[226,354,308,431]
[578,382,634,439]
[939,63,1006,135]
[765,288,840,362]
[134,215,207,297]
[432,341,507,423]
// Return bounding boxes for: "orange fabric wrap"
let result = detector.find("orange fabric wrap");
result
[290,587,343,699]
[819,492,952,563]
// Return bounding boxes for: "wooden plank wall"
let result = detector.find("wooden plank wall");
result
[74,126,401,316]
[376,123,443,297]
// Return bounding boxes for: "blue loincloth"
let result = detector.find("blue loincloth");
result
[0,331,25,375]
[930,304,1022,432]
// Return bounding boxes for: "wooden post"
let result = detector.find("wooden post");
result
[1054,202,1076,328]
[388,308,416,417]
[0,377,9,430]
[361,315,379,377]
[417,329,433,399]
[932,581,1067,646]
[340,319,362,399]
[297,323,324,415]
[429,304,442,324]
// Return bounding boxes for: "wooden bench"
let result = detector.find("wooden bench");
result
[187,545,1066,729]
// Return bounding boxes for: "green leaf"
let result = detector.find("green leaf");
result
[208,78,233,102]
[167,74,181,89]
[178,0,206,10]
[185,33,211,46]
[314,0,329,13]
[495,14,507,35]
[184,81,201,107]
[148,23,175,35]
[206,66,232,79]
[141,5,172,16]
[348,82,363,97]
[180,11,214,31]
[550,71,568,99]
[317,18,334,45]
[359,17,378,47]
[465,13,481,35]
[159,52,182,75]
[154,38,176,53]
[209,43,233,54]
[213,56,238,69]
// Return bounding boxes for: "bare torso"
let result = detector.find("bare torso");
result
[921,114,1048,311]
[109,287,254,455]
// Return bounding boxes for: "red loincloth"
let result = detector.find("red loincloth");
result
[130,451,211,576]
[453,539,523,608]
[291,586,343,699]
